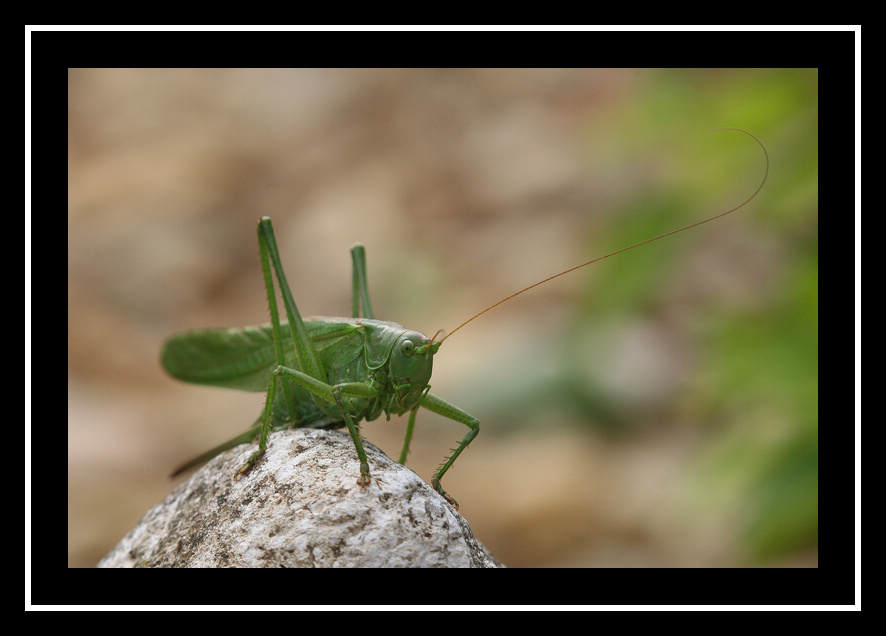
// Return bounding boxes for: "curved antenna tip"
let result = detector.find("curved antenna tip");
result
[440,129,768,343]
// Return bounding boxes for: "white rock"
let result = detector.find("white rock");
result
[98,428,503,568]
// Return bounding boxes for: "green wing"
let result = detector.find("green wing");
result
[161,319,362,392]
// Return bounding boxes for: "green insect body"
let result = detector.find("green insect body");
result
[164,221,477,508]
[164,318,431,426]
[163,129,768,510]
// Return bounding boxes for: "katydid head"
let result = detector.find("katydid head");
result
[389,330,438,409]
[434,128,769,347]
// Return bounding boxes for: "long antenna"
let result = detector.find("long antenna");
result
[437,128,769,345]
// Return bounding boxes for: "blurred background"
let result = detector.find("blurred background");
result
[67,68,818,568]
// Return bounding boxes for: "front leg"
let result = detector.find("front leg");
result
[419,392,480,510]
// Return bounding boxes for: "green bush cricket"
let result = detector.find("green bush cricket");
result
[163,129,768,509]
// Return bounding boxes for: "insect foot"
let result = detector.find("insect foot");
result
[431,478,460,509]
[233,449,266,481]
[100,429,503,567]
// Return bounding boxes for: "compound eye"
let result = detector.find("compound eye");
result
[400,339,415,356]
